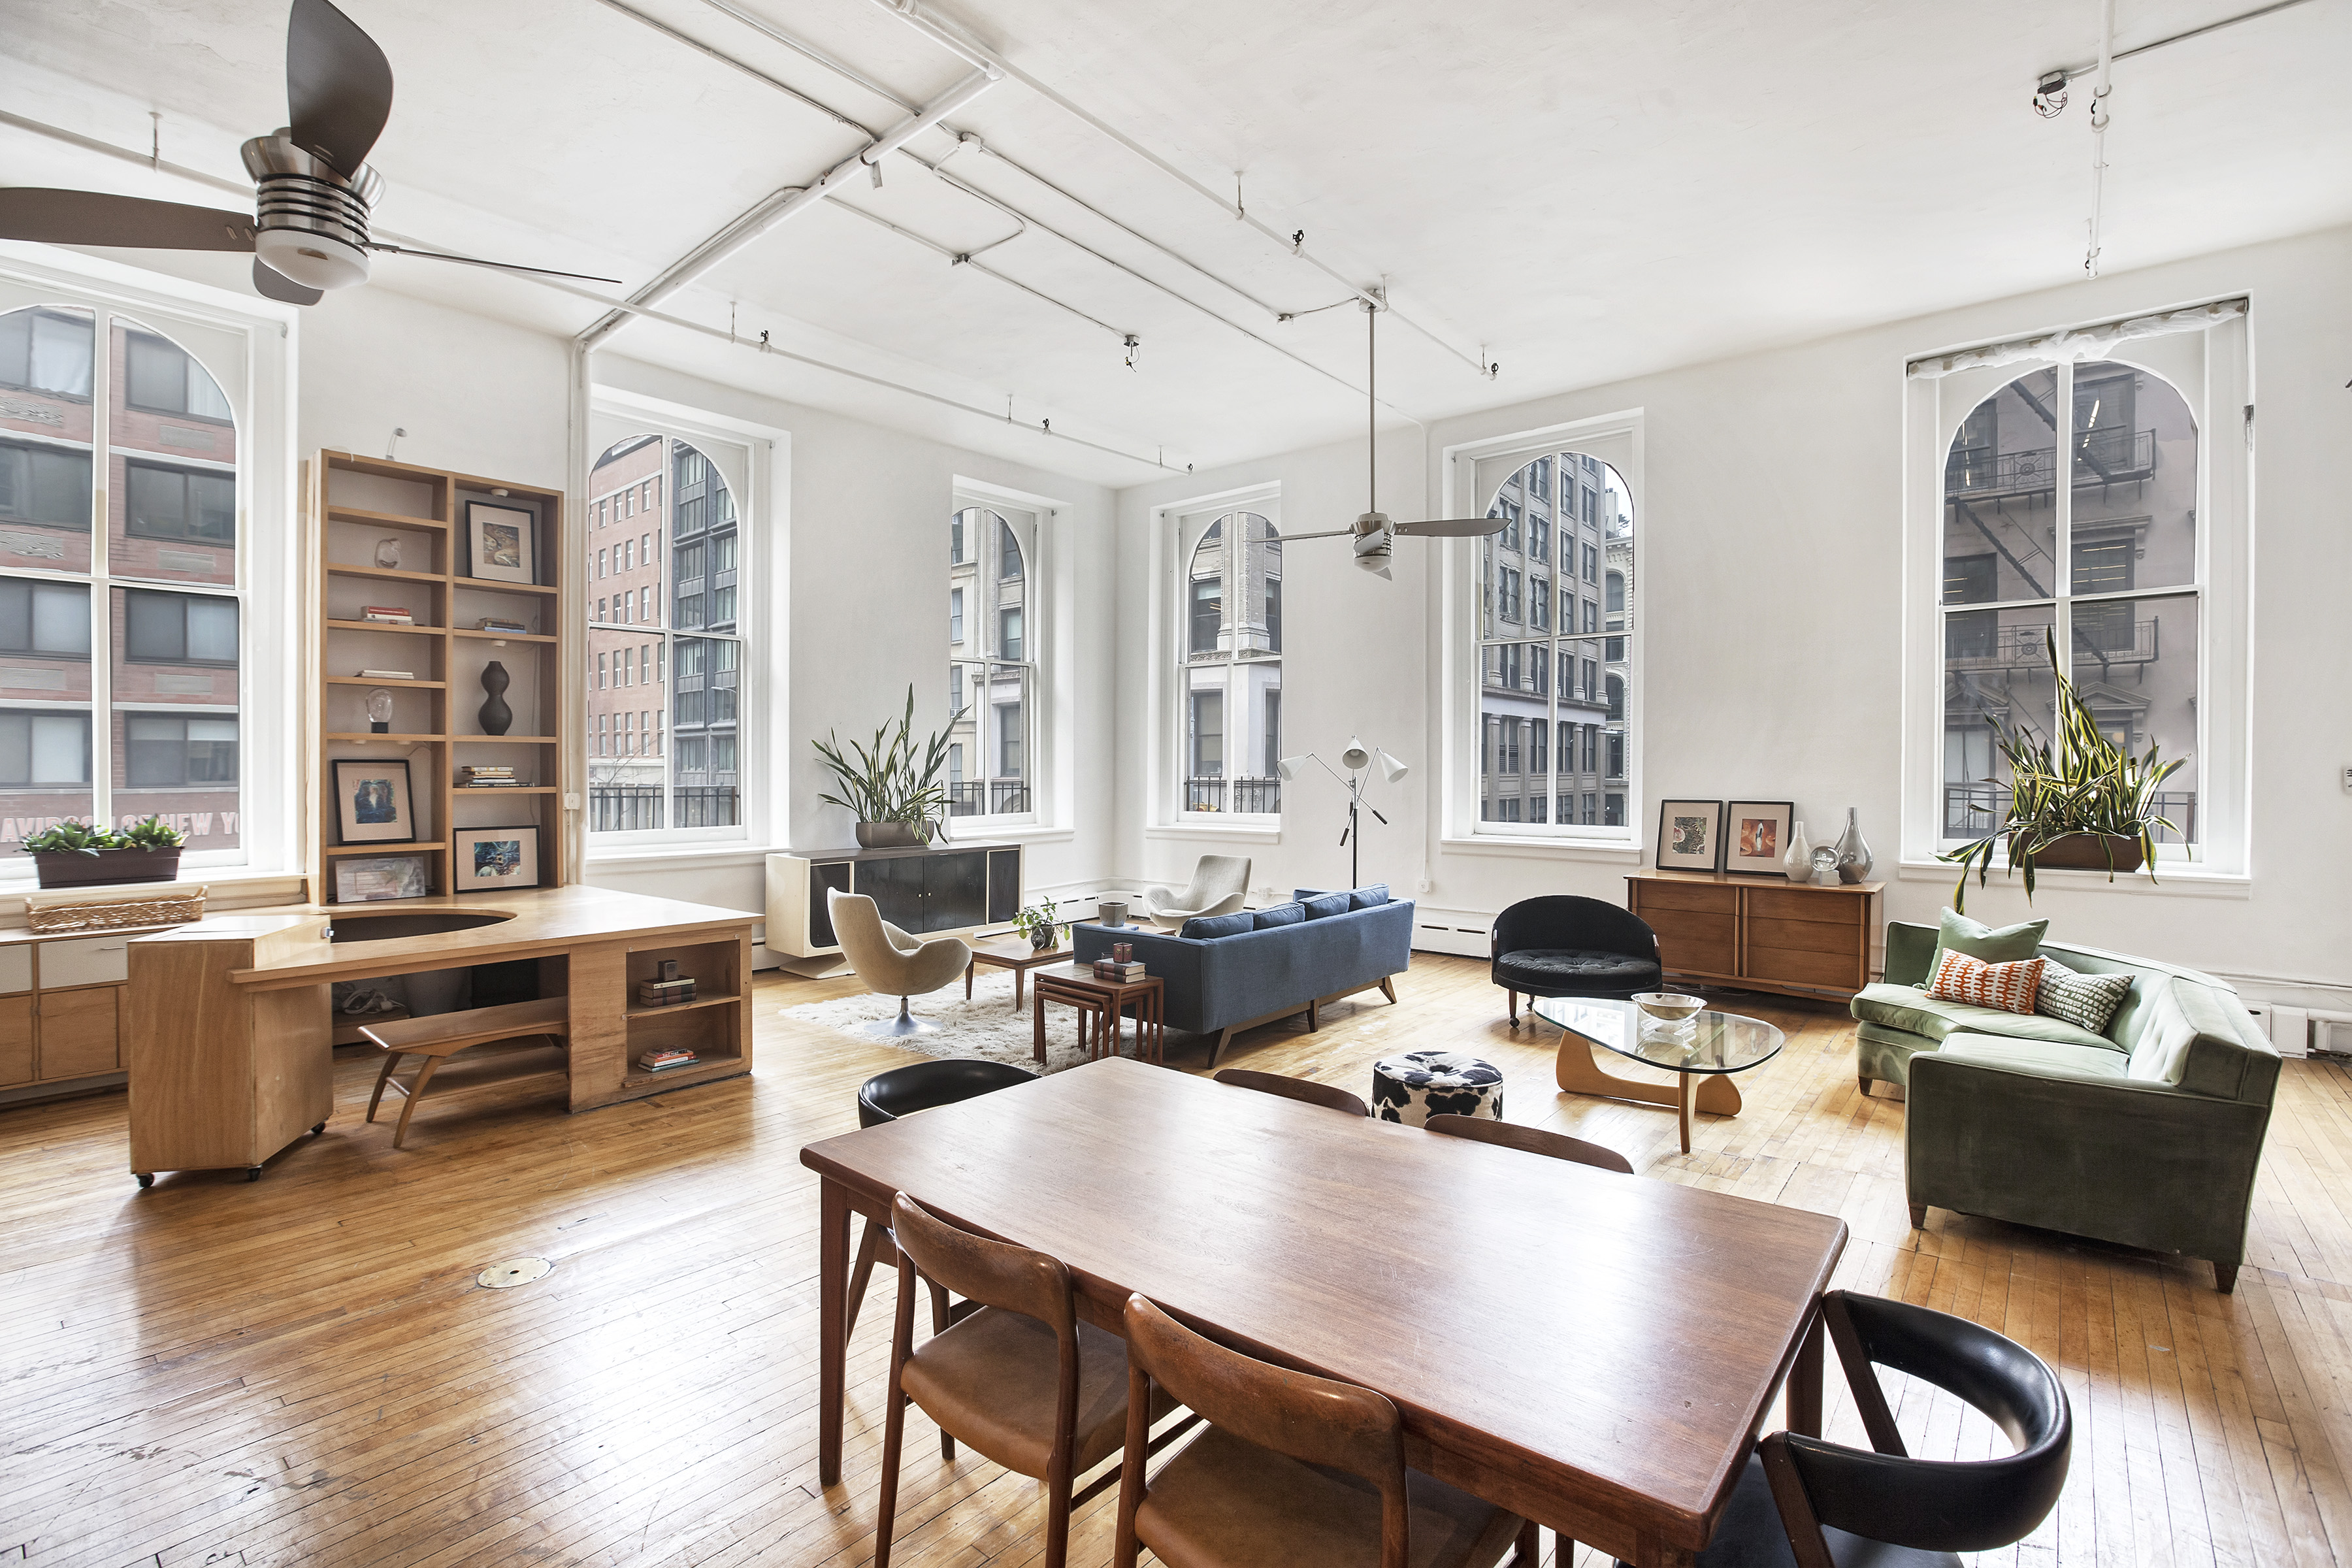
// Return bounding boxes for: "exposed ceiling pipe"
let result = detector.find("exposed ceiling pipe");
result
[827,199,1134,340]
[585,0,881,137]
[575,64,999,351]
[859,0,1497,380]
[0,107,1186,474]
[689,0,921,115]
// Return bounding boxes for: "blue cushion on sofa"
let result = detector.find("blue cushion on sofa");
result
[1301,892,1354,920]
[1253,902,1305,929]
[1351,884,1391,909]
[1181,911,1256,939]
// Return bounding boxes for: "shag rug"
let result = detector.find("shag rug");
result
[778,968,1160,1074]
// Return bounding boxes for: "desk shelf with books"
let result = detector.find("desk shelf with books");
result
[621,935,751,1087]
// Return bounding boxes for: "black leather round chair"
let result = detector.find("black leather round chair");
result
[845,1058,1038,1341]
[1618,1289,2071,1567]
[1490,895,1665,1027]
[857,1057,1037,1128]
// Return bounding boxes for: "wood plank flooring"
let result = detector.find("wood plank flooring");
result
[3,953,2351,1565]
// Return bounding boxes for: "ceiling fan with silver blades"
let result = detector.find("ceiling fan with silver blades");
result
[0,0,617,306]
[1282,297,1505,578]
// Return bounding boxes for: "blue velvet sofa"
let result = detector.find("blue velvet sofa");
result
[1071,887,1412,1065]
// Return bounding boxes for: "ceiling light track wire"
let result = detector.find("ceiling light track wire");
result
[2085,0,2114,277]
[688,0,922,115]
[584,0,882,139]
[851,0,1497,381]
[828,199,1130,340]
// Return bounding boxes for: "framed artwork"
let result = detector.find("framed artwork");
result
[1654,798,1724,872]
[1723,800,1795,875]
[463,500,537,585]
[332,758,417,844]
[335,854,431,904]
[455,825,540,892]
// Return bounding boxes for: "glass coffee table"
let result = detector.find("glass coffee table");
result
[1530,996,1786,1154]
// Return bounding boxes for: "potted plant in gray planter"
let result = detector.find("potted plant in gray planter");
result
[23,815,188,889]
[813,686,953,849]
[1942,631,2185,911]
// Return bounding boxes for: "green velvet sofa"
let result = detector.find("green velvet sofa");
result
[1852,920,2279,1292]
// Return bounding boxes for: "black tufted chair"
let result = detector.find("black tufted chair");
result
[1490,895,1665,1028]
[1618,1289,2071,1568]
[845,1059,1038,1342]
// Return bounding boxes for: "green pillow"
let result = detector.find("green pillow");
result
[1929,909,2048,981]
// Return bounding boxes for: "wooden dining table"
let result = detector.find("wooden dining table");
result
[799,1056,1848,1567]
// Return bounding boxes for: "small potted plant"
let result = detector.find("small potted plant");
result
[23,815,188,889]
[1942,631,2184,911]
[813,686,953,849]
[1013,898,1062,952]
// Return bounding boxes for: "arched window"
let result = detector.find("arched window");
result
[1478,451,1632,829]
[1940,359,2199,845]
[587,434,742,833]
[948,505,1032,817]
[0,304,249,855]
[1181,511,1281,816]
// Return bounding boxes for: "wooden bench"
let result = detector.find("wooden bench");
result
[361,996,569,1149]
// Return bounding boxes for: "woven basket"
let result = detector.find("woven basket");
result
[25,885,208,935]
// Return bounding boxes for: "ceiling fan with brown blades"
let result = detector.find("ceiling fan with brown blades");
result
[0,0,615,306]
[1284,297,1507,578]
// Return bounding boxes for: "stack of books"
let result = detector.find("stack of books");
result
[361,604,415,625]
[476,615,531,634]
[357,667,415,681]
[459,765,529,788]
[637,1047,700,1073]
[1094,958,1146,983]
[636,976,698,1007]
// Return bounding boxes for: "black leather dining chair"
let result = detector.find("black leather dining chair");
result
[1620,1288,2071,1567]
[1490,895,1665,1027]
[845,1058,1037,1341]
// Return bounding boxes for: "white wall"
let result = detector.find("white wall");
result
[1112,223,2352,1003]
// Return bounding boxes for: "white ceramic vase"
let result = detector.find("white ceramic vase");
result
[1782,820,1812,881]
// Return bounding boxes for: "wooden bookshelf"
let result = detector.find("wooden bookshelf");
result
[308,451,569,904]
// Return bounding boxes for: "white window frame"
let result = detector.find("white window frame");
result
[0,249,298,883]
[583,388,781,856]
[945,476,1069,838]
[1440,411,1644,854]
[1899,299,2250,880]
[1147,482,1284,837]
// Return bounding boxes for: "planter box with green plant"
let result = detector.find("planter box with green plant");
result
[814,686,953,849]
[22,817,189,889]
[1942,630,2184,911]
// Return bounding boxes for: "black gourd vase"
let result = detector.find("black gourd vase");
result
[478,661,513,736]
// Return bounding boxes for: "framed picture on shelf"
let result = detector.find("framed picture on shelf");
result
[335,854,431,904]
[454,825,540,892]
[1654,799,1724,872]
[463,500,538,585]
[1723,800,1795,875]
[332,757,418,844]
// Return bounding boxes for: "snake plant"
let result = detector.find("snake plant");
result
[1942,629,2183,911]
[813,685,951,836]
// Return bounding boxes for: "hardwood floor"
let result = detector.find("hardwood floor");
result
[3,953,2350,1566]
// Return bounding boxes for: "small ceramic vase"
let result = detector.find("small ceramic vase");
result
[374,536,401,569]
[478,661,513,736]
[1782,820,1812,882]
[1835,806,1874,883]
[1029,923,1056,952]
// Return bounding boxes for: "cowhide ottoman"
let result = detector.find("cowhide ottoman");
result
[1370,1051,1505,1126]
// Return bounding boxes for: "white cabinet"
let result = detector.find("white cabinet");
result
[41,936,133,989]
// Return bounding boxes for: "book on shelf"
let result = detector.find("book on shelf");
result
[458,778,532,787]
[357,668,416,680]
[476,617,531,634]
[359,604,415,624]
[1094,960,1147,983]
[636,978,698,1007]
[636,1049,700,1072]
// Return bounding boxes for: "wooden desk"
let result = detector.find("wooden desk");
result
[800,1058,1847,1567]
[125,885,758,1181]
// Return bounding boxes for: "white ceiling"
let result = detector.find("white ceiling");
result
[5,0,2347,483]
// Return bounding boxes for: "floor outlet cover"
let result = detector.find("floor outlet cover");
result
[478,1257,553,1290]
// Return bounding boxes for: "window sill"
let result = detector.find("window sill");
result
[1147,823,1282,843]
[1895,858,2249,898]
[0,866,308,918]
[1439,833,1642,862]
[941,825,1073,845]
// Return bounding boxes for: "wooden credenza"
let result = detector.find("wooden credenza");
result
[1625,872,1883,1000]
[0,924,171,1102]
[766,842,1023,966]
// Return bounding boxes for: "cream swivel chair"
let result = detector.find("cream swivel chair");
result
[1141,855,1251,928]
[827,889,972,1039]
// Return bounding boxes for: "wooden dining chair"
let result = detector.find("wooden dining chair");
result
[1115,1293,1537,1568]
[877,1192,1154,1568]
[1426,1112,1635,1174]
[1213,1066,1372,1117]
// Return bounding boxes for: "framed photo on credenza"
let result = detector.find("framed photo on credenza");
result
[1723,800,1795,875]
[1654,799,1724,872]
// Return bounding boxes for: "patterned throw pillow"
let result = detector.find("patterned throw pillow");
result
[2035,958,2135,1034]
[1925,949,2044,1015]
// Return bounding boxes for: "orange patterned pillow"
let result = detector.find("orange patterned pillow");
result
[1925,949,2044,1015]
